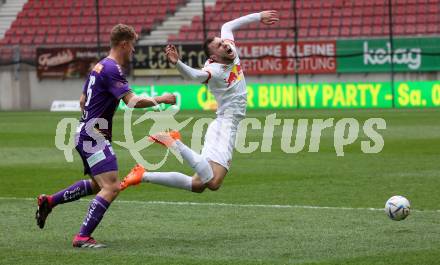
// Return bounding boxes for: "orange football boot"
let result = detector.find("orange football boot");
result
[148,130,181,147]
[120,164,145,190]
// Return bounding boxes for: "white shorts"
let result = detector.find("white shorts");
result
[201,117,241,171]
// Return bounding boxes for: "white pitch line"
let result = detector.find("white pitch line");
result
[0,196,438,213]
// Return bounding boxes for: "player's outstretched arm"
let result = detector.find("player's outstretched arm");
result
[165,44,210,83]
[221,10,279,41]
[122,92,176,108]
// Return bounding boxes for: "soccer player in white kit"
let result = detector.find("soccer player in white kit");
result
[121,10,279,193]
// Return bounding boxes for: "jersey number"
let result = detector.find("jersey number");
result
[82,76,96,120]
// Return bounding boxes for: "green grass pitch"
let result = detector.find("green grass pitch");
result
[0,109,439,265]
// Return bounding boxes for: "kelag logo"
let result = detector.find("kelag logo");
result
[363,41,421,70]
[337,37,440,72]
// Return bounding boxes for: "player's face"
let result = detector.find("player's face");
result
[122,39,136,63]
[209,37,235,63]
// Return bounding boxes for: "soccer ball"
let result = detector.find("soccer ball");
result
[385,195,411,221]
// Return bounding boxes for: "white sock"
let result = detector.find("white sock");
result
[171,140,213,183]
[143,172,192,191]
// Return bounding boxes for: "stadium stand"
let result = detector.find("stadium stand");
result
[138,0,216,45]
[0,0,186,61]
[169,0,439,42]
[0,0,438,61]
[2,0,185,45]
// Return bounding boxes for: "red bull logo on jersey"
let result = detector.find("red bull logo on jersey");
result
[225,64,242,87]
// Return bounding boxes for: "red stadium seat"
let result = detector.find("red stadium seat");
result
[0,38,8,46]
[25,27,37,35]
[60,9,70,17]
[361,26,372,36]
[4,0,439,48]
[318,27,329,37]
[27,9,37,18]
[427,24,438,34]
[247,31,257,39]
[340,27,350,37]
[363,16,374,26]
[427,3,439,14]
[372,26,383,36]
[177,31,186,41]
[38,9,49,17]
[71,17,81,26]
[82,35,93,43]
[395,6,406,15]
[72,8,82,17]
[59,27,68,35]
[319,18,330,27]
[257,30,266,39]
[309,19,319,28]
[416,24,426,34]
[341,17,351,27]
[30,18,40,27]
[329,27,339,37]
[351,26,361,36]
[290,28,301,38]
[394,25,405,35]
[55,35,66,44]
[186,32,196,41]
[405,25,416,34]
[406,15,416,24]
[277,29,288,38]
[308,28,318,38]
[46,35,56,44]
[6,29,18,38]
[21,36,33,45]
[196,32,204,41]
[235,31,247,40]
[394,15,405,25]
[427,14,437,24]
[168,34,179,42]
[46,27,57,36]
[34,35,45,44]
[35,27,47,35]
[8,37,19,45]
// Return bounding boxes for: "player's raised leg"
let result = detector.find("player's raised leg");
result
[121,161,227,193]
[35,179,99,229]
[72,171,119,248]
[121,131,231,193]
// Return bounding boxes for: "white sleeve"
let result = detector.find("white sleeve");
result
[175,60,210,83]
[221,13,261,41]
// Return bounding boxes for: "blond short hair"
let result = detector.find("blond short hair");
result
[110,24,137,48]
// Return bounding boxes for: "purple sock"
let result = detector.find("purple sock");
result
[50,180,93,207]
[79,195,110,237]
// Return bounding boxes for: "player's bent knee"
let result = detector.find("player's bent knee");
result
[192,185,207,193]
[207,181,222,191]
[102,182,121,198]
[192,181,207,193]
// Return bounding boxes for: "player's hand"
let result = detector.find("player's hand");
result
[165,44,180,65]
[260,10,279,25]
[159,93,177,105]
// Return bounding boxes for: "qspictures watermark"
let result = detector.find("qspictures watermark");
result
[54,104,386,169]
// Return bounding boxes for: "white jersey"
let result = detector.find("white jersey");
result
[202,41,247,118]
[175,12,261,170]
